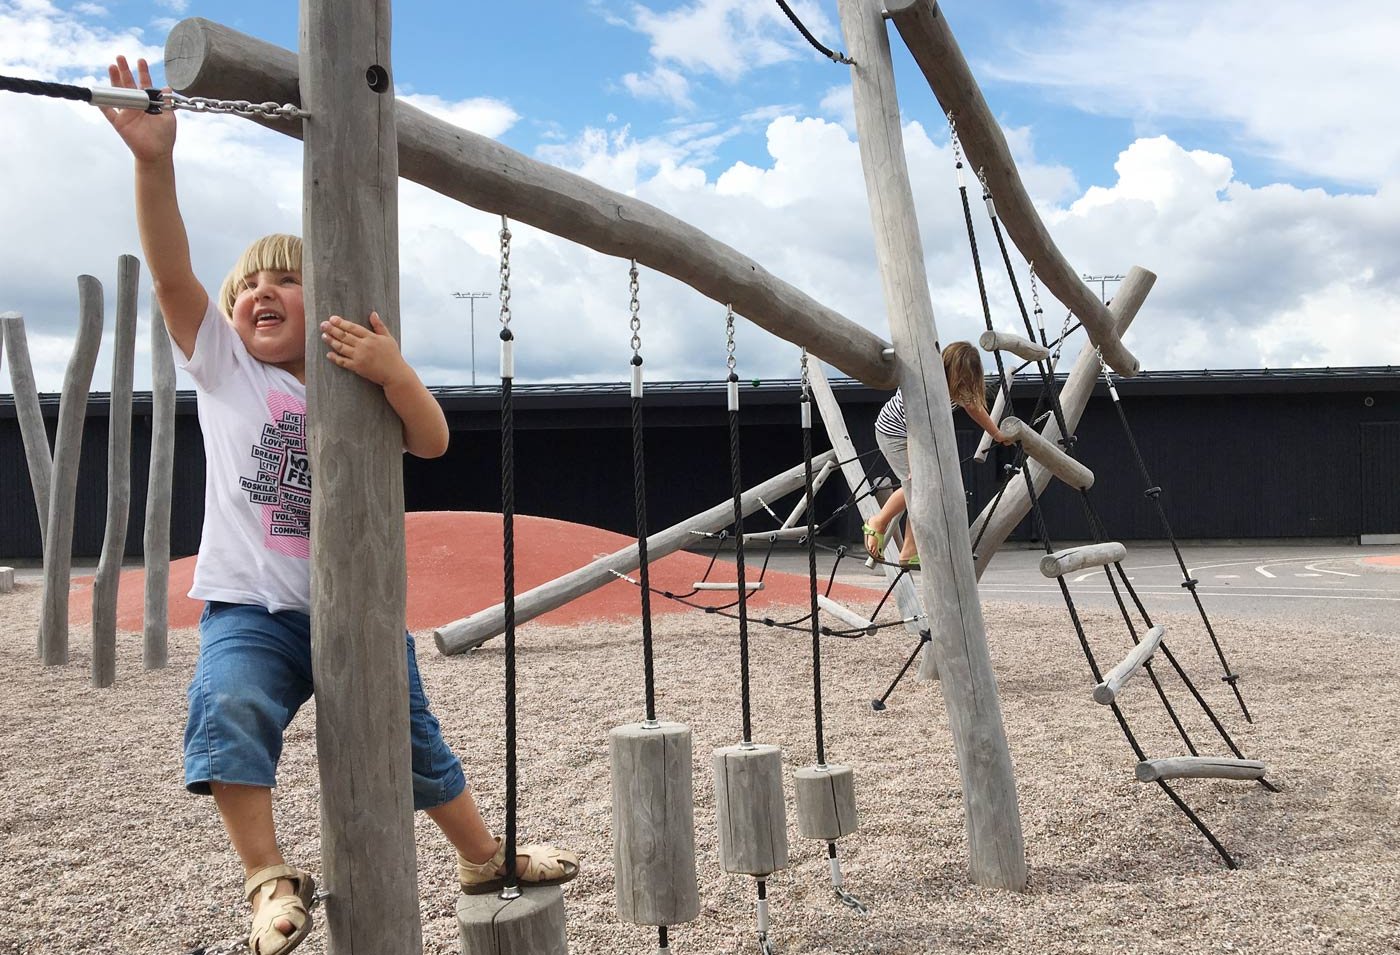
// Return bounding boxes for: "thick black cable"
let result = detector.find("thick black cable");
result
[630,382,658,722]
[727,377,754,743]
[0,73,94,104]
[802,394,827,764]
[773,0,853,64]
[500,331,519,888]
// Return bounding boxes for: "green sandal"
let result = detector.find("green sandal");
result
[861,523,886,559]
[900,554,921,569]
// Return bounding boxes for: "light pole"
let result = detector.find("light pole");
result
[1082,273,1126,305]
[452,291,492,386]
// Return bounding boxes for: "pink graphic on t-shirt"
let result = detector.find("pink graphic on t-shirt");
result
[237,390,311,559]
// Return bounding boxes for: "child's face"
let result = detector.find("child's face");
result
[230,269,307,379]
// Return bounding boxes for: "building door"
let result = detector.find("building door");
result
[1360,422,1400,541]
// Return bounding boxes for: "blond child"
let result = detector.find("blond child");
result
[102,56,575,955]
[864,341,1012,566]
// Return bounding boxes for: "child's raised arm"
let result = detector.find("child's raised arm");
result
[964,401,1014,446]
[101,55,208,358]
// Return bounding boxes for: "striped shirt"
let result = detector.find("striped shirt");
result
[874,389,958,438]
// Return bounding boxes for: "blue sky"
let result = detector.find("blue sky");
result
[2,0,1398,390]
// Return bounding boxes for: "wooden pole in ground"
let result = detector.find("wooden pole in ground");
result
[162,18,896,389]
[969,268,1156,578]
[92,255,140,688]
[836,0,1026,891]
[39,277,104,666]
[2,314,53,549]
[143,295,175,669]
[300,1,420,949]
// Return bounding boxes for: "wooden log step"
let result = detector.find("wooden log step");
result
[816,595,876,634]
[1135,756,1268,783]
[1040,542,1127,578]
[978,330,1049,362]
[692,581,765,592]
[1000,417,1094,490]
[741,528,810,543]
[457,885,568,954]
[0,567,13,595]
[1093,625,1165,704]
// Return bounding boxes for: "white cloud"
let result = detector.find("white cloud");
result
[986,0,1400,189]
[619,66,693,110]
[399,93,519,139]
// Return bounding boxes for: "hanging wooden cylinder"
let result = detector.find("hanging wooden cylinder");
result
[712,743,789,876]
[610,721,701,926]
[794,764,859,841]
[457,885,568,955]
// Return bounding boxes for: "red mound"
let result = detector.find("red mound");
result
[70,511,874,635]
[1362,555,1400,568]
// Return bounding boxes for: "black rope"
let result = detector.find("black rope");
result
[773,0,853,64]
[0,73,94,104]
[802,392,827,764]
[631,373,658,722]
[727,374,754,743]
[499,328,519,888]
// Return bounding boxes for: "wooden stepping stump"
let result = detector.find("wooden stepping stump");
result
[610,722,700,927]
[457,885,567,955]
[713,744,789,876]
[794,764,858,841]
[0,567,13,594]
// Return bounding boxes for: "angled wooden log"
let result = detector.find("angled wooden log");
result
[143,296,176,669]
[780,458,835,529]
[973,366,1012,463]
[1039,542,1127,578]
[979,330,1048,363]
[163,18,896,389]
[1135,757,1268,784]
[39,277,104,665]
[970,268,1156,578]
[886,0,1140,378]
[434,452,834,655]
[92,255,140,688]
[1000,416,1095,490]
[2,314,53,548]
[805,361,934,679]
[301,1,420,949]
[817,595,877,635]
[1094,625,1165,705]
[838,0,1025,891]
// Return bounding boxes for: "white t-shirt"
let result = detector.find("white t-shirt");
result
[175,301,312,613]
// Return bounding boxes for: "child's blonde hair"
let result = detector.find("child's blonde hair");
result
[942,340,988,412]
[217,234,303,319]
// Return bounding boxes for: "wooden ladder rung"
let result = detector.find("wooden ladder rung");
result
[817,595,876,634]
[1040,542,1127,578]
[1135,756,1268,783]
[693,581,765,592]
[978,330,1049,362]
[1093,625,1165,704]
[1000,417,1094,490]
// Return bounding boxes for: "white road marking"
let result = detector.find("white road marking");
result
[1073,572,1096,582]
[1296,573,1323,577]
[1305,561,1360,578]
[1255,566,1276,578]
[977,587,1400,602]
[1216,574,1240,579]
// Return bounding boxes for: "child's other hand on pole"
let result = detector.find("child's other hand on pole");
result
[322,313,409,388]
[100,56,176,162]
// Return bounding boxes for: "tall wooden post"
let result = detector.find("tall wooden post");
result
[301,1,420,950]
[836,0,1027,890]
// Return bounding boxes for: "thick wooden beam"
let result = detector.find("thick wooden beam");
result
[434,452,834,655]
[1000,416,1095,490]
[91,255,139,688]
[970,267,1156,578]
[1,314,53,549]
[39,276,104,666]
[1039,542,1127,578]
[837,0,1025,891]
[163,18,896,389]
[300,1,420,950]
[1135,756,1267,783]
[143,297,175,669]
[886,0,1141,377]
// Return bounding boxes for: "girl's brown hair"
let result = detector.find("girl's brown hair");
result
[942,340,988,412]
[217,234,303,319]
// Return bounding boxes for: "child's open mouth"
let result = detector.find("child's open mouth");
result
[255,310,283,329]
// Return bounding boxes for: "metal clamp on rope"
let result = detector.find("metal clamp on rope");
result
[89,85,163,114]
[1144,486,1162,499]
[1180,577,1199,590]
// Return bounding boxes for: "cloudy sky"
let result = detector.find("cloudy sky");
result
[1,0,1397,393]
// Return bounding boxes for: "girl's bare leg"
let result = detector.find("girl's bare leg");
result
[211,782,296,936]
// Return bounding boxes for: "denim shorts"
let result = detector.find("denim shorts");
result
[184,601,466,811]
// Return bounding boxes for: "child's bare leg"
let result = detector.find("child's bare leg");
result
[426,788,544,874]
[899,511,918,563]
[211,782,296,936]
[865,487,907,557]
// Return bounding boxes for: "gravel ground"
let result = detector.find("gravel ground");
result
[2,579,1397,954]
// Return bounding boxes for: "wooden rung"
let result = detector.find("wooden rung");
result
[1093,625,1165,704]
[1135,756,1268,783]
[1040,542,1127,578]
[978,330,1049,362]
[693,581,765,592]
[817,595,876,634]
[742,527,809,543]
[1000,417,1094,489]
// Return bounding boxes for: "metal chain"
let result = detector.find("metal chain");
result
[947,111,966,167]
[498,215,512,330]
[629,260,642,358]
[1027,261,1046,339]
[724,305,737,375]
[800,347,810,400]
[167,92,306,120]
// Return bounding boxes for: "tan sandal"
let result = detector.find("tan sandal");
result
[245,864,316,955]
[457,837,580,895]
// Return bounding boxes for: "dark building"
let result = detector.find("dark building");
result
[2,367,1397,560]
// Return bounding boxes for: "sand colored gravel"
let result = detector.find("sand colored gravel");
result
[2,576,1398,953]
